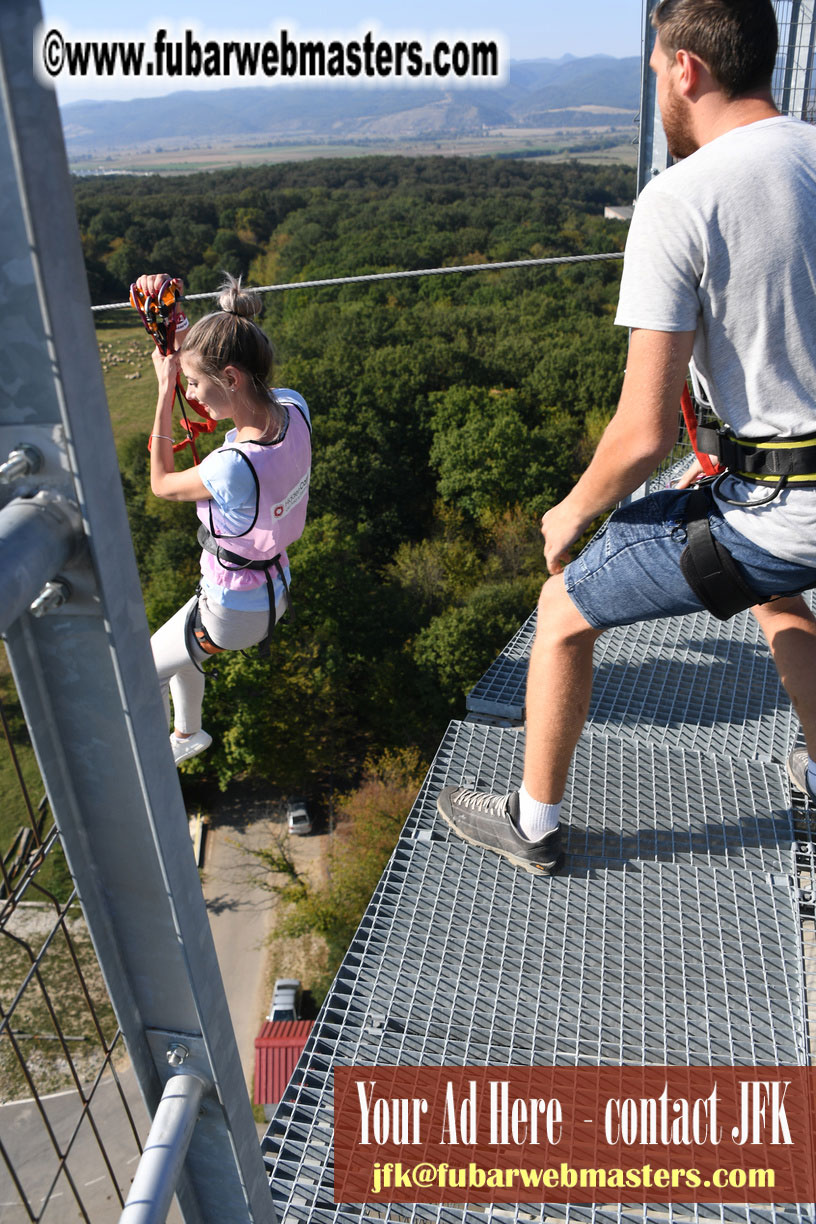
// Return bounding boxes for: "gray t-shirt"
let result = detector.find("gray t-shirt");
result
[615,115,816,567]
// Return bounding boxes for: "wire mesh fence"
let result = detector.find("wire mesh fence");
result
[773,0,816,122]
[0,670,145,1222]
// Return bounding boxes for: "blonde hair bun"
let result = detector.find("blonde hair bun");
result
[217,272,261,319]
[182,272,275,400]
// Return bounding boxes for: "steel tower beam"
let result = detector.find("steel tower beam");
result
[0,4,273,1221]
[636,0,670,196]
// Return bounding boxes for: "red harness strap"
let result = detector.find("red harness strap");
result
[129,278,216,465]
[680,384,725,478]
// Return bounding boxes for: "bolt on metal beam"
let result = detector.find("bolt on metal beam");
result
[0,444,42,483]
[0,491,81,634]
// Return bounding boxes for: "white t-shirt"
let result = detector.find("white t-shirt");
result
[615,115,816,567]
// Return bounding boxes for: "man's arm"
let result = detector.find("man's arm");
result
[540,326,696,574]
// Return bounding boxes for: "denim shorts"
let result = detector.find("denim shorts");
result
[563,487,816,630]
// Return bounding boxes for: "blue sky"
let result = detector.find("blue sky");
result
[41,0,645,103]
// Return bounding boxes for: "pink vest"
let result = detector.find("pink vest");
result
[197,403,311,592]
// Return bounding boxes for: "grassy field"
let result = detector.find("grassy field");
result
[0,657,73,904]
[69,128,638,176]
[0,904,120,1101]
[95,315,164,443]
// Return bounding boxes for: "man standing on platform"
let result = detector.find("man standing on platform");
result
[438,0,816,873]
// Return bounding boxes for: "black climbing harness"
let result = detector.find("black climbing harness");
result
[679,482,816,620]
[695,423,816,506]
[681,381,816,507]
[183,535,289,674]
[680,484,760,620]
[196,521,290,656]
[677,382,816,617]
[184,592,226,677]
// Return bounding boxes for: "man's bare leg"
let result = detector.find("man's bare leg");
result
[751,594,816,756]
[435,574,600,874]
[522,575,604,804]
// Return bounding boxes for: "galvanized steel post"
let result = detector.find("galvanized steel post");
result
[636,0,670,196]
[0,3,273,1221]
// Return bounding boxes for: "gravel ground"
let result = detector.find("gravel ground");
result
[0,904,120,1103]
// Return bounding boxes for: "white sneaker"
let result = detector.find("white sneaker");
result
[788,748,816,802]
[170,729,212,765]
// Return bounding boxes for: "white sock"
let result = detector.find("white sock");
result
[518,782,561,840]
[807,758,816,794]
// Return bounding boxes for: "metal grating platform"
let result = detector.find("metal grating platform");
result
[325,855,805,1064]
[587,612,804,762]
[262,852,807,1222]
[406,721,796,875]
[264,731,812,1224]
[466,601,811,764]
[465,611,536,722]
[265,1203,812,1224]
[265,535,815,1220]
[264,638,814,1224]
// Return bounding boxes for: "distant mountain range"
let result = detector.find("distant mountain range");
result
[60,54,640,154]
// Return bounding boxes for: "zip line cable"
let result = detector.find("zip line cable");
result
[90,250,624,312]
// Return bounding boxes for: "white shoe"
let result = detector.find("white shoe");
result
[170,729,212,765]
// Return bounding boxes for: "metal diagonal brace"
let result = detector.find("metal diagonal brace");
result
[0,489,83,635]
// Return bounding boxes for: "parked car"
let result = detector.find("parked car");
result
[286,797,312,836]
[267,978,302,1022]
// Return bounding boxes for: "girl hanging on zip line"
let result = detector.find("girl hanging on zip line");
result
[138,271,312,765]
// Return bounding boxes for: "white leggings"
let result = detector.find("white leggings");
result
[151,590,277,733]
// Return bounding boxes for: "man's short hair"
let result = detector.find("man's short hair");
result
[652,0,778,98]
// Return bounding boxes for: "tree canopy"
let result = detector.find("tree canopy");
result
[86,154,632,794]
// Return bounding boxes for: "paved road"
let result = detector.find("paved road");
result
[200,813,279,1091]
[0,1067,181,1224]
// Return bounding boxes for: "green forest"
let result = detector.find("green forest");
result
[79,155,632,810]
